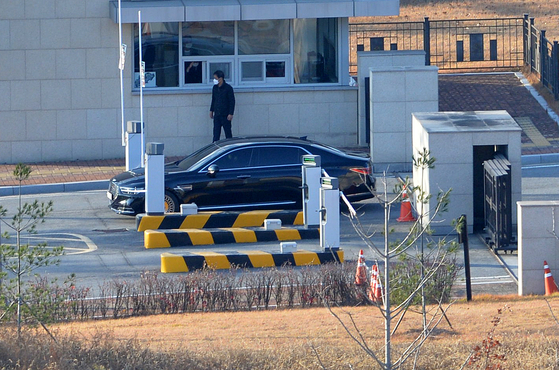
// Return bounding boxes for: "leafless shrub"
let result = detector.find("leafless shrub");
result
[253,268,277,309]
[1,259,457,325]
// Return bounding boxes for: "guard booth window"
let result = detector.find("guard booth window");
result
[134,19,340,88]
[134,22,179,88]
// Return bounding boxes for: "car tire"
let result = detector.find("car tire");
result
[164,191,180,213]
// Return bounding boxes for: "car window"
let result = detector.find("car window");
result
[253,146,308,167]
[213,148,254,169]
[177,143,220,170]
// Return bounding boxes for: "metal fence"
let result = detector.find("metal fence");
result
[349,14,559,99]
[525,16,559,99]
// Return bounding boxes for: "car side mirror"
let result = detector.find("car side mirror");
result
[207,164,220,178]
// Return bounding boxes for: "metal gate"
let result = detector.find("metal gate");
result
[483,154,515,252]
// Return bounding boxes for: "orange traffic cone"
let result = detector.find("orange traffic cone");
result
[368,263,383,303]
[355,249,368,286]
[544,261,559,295]
[397,185,416,222]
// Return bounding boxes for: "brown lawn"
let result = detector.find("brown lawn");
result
[51,295,559,368]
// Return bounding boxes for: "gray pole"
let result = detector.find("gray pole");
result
[459,214,472,301]
[384,202,391,369]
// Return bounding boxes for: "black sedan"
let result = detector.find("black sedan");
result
[108,137,375,215]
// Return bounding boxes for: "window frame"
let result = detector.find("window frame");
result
[134,18,342,90]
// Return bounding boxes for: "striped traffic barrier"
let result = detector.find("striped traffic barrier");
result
[144,227,319,249]
[160,249,344,272]
[136,210,304,231]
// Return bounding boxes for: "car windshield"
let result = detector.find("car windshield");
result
[176,143,221,170]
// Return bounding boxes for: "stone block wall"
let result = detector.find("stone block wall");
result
[0,0,358,164]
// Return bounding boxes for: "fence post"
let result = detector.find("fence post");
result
[530,17,536,73]
[553,41,559,100]
[540,30,547,85]
[423,17,430,66]
[523,14,529,67]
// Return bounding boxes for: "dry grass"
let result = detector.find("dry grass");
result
[361,0,559,41]
[36,295,559,369]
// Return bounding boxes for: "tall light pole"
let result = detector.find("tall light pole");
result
[118,0,126,146]
[138,11,145,167]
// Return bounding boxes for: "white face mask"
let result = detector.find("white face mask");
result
[213,78,219,85]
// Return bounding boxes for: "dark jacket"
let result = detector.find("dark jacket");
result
[210,82,235,117]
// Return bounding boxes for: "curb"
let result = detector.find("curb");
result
[521,153,559,166]
[160,249,345,272]
[144,227,320,248]
[0,180,108,196]
[136,210,304,231]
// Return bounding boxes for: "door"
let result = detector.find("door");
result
[249,146,309,208]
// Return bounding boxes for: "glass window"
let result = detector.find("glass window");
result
[185,61,204,84]
[266,61,285,78]
[182,22,234,56]
[209,62,232,81]
[134,22,179,88]
[238,20,290,55]
[134,19,341,88]
[293,18,338,84]
[254,147,306,166]
[213,148,254,169]
[242,61,263,82]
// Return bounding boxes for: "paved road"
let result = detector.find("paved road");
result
[0,173,532,298]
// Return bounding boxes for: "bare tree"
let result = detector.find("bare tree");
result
[327,148,458,370]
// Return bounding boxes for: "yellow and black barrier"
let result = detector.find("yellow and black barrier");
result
[160,249,344,272]
[136,210,304,231]
[144,226,319,249]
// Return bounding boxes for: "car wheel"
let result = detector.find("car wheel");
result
[164,191,180,213]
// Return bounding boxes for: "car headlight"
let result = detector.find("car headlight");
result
[120,186,146,195]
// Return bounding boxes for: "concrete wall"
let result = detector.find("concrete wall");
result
[518,201,559,296]
[370,65,439,172]
[356,50,425,146]
[0,0,358,164]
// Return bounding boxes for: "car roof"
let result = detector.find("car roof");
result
[212,136,315,147]
[210,136,369,160]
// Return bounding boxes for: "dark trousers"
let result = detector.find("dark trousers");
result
[213,115,232,142]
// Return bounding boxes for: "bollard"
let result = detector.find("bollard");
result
[125,121,144,171]
[145,142,165,215]
[302,155,322,227]
[320,176,340,250]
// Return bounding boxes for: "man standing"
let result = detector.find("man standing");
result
[209,70,235,142]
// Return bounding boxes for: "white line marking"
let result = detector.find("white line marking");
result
[6,233,97,255]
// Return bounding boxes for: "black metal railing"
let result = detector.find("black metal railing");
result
[524,15,559,99]
[349,14,559,99]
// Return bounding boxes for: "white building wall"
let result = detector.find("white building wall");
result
[356,50,425,146]
[518,201,559,296]
[0,0,358,164]
[412,111,522,235]
[370,65,439,172]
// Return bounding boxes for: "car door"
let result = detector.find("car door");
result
[248,145,309,209]
[188,147,257,209]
